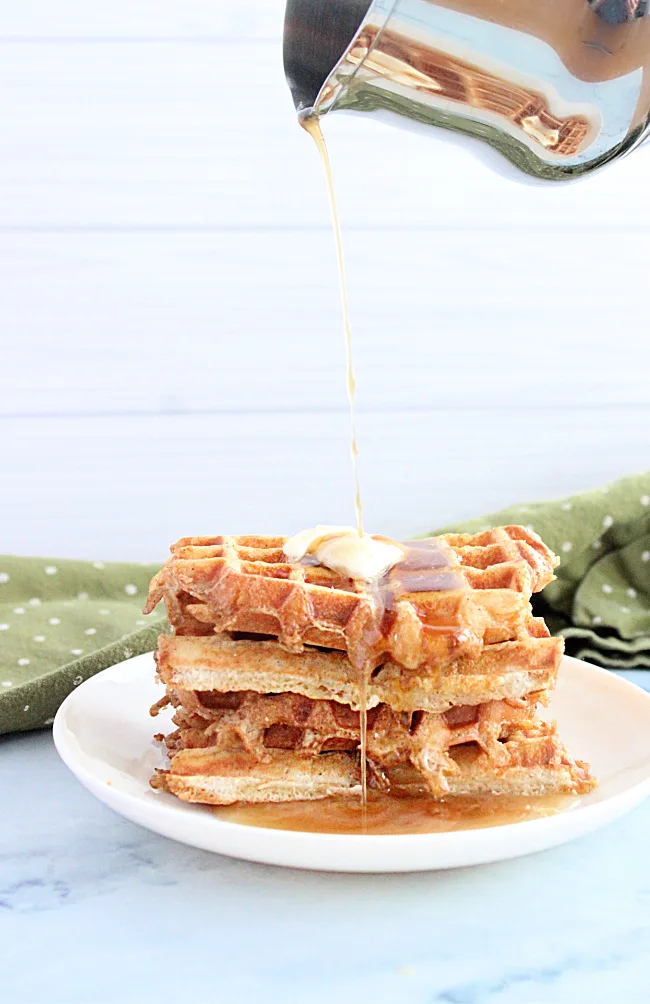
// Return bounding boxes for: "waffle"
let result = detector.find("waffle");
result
[144,527,559,671]
[146,525,597,810]
[154,621,562,713]
[153,716,595,805]
[157,688,540,753]
[156,689,550,795]
[151,750,362,803]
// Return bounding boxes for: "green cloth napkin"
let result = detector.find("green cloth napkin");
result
[0,559,165,735]
[1,471,649,736]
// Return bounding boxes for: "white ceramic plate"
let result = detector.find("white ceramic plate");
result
[54,654,650,872]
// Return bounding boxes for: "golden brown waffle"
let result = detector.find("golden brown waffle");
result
[152,688,596,799]
[144,527,559,670]
[153,716,596,805]
[163,690,537,779]
[152,750,362,803]
[154,622,562,713]
[145,525,597,808]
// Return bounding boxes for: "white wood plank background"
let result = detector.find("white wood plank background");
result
[1,0,649,560]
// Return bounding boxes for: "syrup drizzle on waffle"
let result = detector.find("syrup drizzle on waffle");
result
[298,535,466,816]
[364,539,465,813]
[383,539,467,600]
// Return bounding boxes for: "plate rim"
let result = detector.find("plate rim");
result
[53,653,650,871]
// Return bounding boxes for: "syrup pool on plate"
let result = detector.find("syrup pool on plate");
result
[213,792,577,835]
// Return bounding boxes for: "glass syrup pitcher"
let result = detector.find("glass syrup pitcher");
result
[284,0,650,181]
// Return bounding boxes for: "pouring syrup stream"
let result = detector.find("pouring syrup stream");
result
[301,116,364,538]
[301,115,368,816]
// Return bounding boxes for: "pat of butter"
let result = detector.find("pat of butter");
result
[283,525,404,581]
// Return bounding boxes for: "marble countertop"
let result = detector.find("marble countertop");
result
[3,3,650,1000]
[2,671,649,1004]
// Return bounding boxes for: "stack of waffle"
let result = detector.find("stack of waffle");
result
[144,527,596,805]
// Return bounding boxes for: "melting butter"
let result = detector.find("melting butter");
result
[284,525,404,581]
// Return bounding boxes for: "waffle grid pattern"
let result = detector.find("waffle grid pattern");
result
[145,527,559,671]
